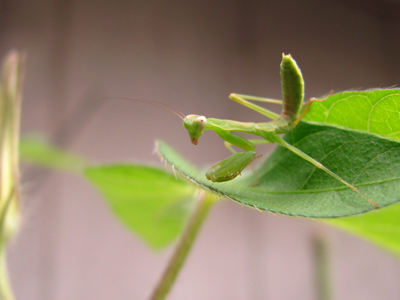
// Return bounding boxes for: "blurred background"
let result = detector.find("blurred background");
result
[2,0,400,299]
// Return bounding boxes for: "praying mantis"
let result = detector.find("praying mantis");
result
[182,54,378,207]
[105,53,378,207]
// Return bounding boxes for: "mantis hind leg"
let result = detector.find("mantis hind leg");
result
[269,134,378,207]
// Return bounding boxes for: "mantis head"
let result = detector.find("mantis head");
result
[183,114,207,145]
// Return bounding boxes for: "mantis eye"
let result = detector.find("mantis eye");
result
[195,116,207,130]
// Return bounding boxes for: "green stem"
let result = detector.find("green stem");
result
[149,191,216,300]
[313,230,332,300]
[0,249,15,300]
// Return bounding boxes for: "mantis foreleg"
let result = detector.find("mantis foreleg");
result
[206,131,257,182]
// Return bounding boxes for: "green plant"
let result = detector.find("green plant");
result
[84,89,400,300]
[0,51,25,300]
[3,50,400,300]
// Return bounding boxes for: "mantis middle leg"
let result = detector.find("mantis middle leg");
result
[229,94,281,120]
[233,93,283,104]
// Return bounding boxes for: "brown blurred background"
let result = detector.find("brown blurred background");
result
[2,0,400,299]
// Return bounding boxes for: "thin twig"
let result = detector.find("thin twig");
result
[149,191,216,300]
[313,229,333,300]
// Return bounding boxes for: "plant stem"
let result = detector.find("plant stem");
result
[0,249,15,300]
[149,191,216,300]
[313,230,332,300]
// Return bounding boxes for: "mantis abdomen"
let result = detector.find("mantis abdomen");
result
[280,54,304,122]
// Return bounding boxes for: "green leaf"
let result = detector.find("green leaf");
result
[326,202,400,257]
[84,165,196,249]
[157,121,400,218]
[157,90,400,218]
[303,90,400,256]
[304,89,400,140]
[19,136,86,172]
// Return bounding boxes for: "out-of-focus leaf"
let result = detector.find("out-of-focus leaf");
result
[326,202,400,257]
[20,136,86,172]
[84,165,196,249]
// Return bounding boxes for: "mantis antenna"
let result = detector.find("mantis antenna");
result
[103,97,185,120]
